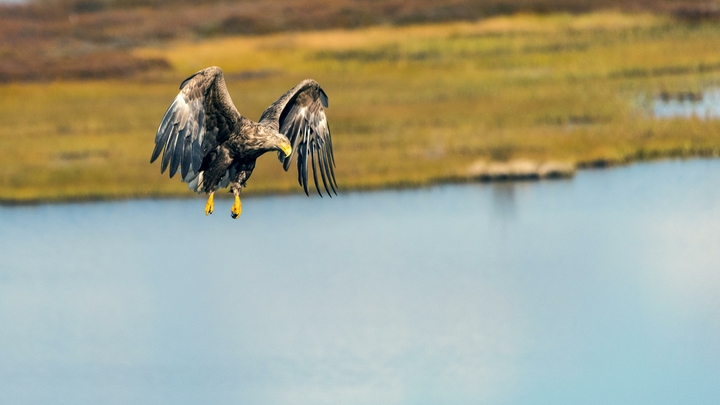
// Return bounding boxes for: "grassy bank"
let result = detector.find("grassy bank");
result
[2,12,720,203]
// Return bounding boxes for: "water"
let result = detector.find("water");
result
[1,159,720,405]
[653,88,720,119]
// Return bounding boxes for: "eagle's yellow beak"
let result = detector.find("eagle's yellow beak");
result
[279,142,292,157]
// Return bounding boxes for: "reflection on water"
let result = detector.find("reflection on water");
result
[653,88,720,119]
[1,159,720,405]
[491,183,518,219]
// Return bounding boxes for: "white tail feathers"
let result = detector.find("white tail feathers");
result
[183,167,235,194]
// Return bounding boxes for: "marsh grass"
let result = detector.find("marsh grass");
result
[3,12,720,202]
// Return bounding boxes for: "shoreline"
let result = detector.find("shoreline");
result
[2,155,716,206]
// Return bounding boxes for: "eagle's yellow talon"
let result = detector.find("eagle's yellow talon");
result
[231,195,242,219]
[205,192,214,216]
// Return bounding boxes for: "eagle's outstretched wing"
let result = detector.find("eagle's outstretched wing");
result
[259,80,336,197]
[151,66,241,182]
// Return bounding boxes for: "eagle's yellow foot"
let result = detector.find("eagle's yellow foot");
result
[231,195,242,219]
[205,192,215,216]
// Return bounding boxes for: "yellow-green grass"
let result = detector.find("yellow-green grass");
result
[3,12,720,203]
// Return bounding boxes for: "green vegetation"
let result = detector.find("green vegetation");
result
[2,12,720,203]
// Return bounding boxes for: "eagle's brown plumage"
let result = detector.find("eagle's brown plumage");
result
[150,66,336,217]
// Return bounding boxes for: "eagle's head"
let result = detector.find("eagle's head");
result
[258,126,292,157]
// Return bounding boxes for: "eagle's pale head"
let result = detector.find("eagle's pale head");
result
[258,126,292,157]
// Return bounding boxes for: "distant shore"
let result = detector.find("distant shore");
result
[2,12,720,204]
[2,155,717,205]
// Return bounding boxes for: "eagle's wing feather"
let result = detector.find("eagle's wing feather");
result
[151,66,241,181]
[259,79,336,196]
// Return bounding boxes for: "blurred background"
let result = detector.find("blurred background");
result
[3,0,720,201]
[1,1,720,404]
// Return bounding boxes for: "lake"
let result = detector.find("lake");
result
[1,159,719,405]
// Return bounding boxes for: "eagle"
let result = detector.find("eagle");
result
[150,66,336,219]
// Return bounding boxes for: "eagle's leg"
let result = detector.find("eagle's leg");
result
[205,192,215,216]
[229,167,252,220]
[230,188,242,219]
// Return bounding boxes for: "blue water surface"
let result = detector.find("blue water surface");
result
[1,159,719,405]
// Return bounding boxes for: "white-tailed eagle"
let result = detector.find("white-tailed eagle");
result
[151,66,336,218]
